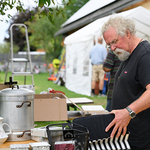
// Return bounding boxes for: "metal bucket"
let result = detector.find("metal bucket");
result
[0,87,34,133]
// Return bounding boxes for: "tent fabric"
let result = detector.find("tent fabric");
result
[65,40,93,96]
[61,0,115,27]
[64,6,150,96]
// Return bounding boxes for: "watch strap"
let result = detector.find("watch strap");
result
[126,106,136,119]
[126,106,132,113]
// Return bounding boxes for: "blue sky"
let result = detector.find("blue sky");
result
[0,7,16,43]
[0,22,9,43]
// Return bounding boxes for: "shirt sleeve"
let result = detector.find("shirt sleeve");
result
[103,50,115,70]
[138,53,150,88]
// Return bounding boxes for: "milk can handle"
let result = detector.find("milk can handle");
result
[16,101,31,108]
[2,123,12,135]
[12,85,19,89]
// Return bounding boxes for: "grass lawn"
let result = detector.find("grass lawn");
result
[1,71,107,127]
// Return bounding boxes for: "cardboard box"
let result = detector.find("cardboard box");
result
[0,83,10,91]
[34,93,68,121]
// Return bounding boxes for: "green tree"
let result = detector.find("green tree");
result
[24,0,90,62]
[0,0,71,23]
[4,8,38,51]
[26,10,65,63]
[3,0,90,63]
[63,0,89,18]
[0,42,19,54]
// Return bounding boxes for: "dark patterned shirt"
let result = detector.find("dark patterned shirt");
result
[103,50,121,99]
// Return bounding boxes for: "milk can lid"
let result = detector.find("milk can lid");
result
[0,87,34,96]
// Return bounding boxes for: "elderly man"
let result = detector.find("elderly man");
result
[102,16,150,150]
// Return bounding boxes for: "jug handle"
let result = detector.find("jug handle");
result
[2,123,12,135]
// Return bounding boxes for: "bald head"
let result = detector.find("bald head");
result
[98,37,103,44]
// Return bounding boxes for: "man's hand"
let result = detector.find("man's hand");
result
[105,109,131,138]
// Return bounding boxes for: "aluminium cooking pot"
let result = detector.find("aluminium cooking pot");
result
[0,87,34,132]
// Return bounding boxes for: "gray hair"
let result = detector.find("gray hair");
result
[101,16,136,37]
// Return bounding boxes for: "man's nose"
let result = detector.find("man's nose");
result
[111,45,116,51]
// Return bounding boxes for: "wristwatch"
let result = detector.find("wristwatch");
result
[126,106,136,119]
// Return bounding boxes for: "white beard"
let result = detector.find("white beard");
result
[113,48,130,61]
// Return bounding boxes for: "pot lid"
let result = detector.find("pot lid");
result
[0,88,34,96]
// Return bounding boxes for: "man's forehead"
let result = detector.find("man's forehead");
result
[103,27,117,42]
[104,27,116,35]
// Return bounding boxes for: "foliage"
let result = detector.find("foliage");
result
[2,0,90,63]
[0,0,71,23]
[26,11,65,63]
[0,42,19,54]
[63,0,89,18]
[0,0,89,23]
[4,8,38,52]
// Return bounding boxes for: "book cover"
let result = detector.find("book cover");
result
[55,140,75,150]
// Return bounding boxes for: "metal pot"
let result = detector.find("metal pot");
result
[0,87,34,132]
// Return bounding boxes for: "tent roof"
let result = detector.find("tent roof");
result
[64,6,150,45]
[61,0,115,27]
[55,0,144,36]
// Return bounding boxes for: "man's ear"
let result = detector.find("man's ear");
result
[126,30,131,38]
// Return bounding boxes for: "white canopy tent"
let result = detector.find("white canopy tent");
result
[64,6,150,96]
[61,0,115,27]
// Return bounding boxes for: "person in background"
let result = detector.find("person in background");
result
[48,63,54,77]
[103,50,121,111]
[90,37,107,97]
[102,16,150,149]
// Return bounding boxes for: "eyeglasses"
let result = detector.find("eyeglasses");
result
[106,36,119,50]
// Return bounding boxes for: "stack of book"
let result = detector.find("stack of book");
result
[81,105,109,115]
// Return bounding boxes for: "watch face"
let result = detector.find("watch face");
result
[130,112,136,118]
[126,107,136,119]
